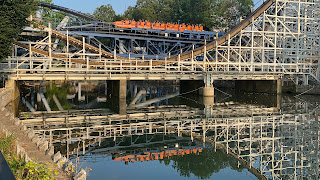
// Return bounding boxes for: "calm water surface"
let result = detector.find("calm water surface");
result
[18,82,320,180]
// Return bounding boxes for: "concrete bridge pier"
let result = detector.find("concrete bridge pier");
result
[110,80,127,115]
[180,79,215,104]
[202,87,215,97]
[276,79,282,110]
[277,79,282,94]
[5,79,20,102]
[4,79,20,116]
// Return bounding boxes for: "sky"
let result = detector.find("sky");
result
[52,0,137,15]
[52,0,263,15]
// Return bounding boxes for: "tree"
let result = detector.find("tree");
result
[164,148,246,179]
[210,0,254,32]
[40,0,67,24]
[124,0,176,22]
[123,0,253,31]
[0,0,37,62]
[93,4,116,22]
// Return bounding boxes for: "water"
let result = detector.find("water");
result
[17,81,320,180]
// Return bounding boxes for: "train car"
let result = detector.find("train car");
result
[113,20,204,33]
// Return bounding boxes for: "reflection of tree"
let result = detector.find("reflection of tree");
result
[159,148,245,179]
[46,83,72,110]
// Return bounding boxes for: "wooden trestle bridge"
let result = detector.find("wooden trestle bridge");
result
[0,0,318,87]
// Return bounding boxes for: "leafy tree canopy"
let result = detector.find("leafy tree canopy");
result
[0,0,38,62]
[93,4,116,22]
[121,0,254,31]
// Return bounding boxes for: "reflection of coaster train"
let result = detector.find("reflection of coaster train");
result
[113,148,202,164]
[114,20,204,32]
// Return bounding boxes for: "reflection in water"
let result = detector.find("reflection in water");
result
[113,148,202,164]
[18,82,320,180]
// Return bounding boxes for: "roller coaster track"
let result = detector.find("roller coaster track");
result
[35,0,275,67]
[16,21,124,62]
[40,2,98,21]
[167,0,275,63]
[35,23,123,59]
[13,41,102,65]
[13,41,151,66]
[38,1,275,63]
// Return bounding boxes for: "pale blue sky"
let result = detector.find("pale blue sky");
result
[52,0,262,15]
[52,0,137,14]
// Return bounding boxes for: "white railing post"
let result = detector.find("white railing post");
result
[66,30,69,53]
[48,23,52,69]
[178,54,181,71]
[149,59,152,72]
[82,37,86,61]
[192,45,194,72]
[99,44,102,62]
[87,57,89,72]
[29,41,33,72]
[67,30,71,69]
[204,39,207,61]
[165,57,167,73]
[227,34,231,72]
[215,32,218,72]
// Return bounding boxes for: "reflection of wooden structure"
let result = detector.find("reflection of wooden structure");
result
[114,148,203,164]
[21,102,320,180]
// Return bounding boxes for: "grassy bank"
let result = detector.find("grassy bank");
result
[0,133,58,179]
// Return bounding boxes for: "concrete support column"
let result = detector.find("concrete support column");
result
[111,80,127,115]
[119,79,127,99]
[277,79,282,94]
[277,94,282,110]
[5,79,20,102]
[202,87,215,97]
[119,80,127,115]
[119,98,126,115]
[104,82,108,96]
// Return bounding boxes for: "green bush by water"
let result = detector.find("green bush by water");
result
[0,133,58,179]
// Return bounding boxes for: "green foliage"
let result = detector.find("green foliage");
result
[20,161,55,180]
[0,0,38,62]
[124,0,176,22]
[211,0,254,31]
[122,0,254,31]
[46,83,72,110]
[0,134,16,156]
[41,0,68,24]
[93,4,116,22]
[0,133,54,179]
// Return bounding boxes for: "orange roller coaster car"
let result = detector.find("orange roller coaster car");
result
[113,20,204,32]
